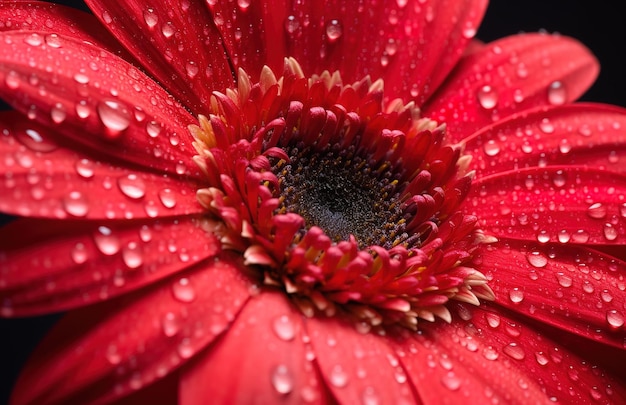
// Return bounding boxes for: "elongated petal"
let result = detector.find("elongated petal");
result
[477,241,626,350]
[180,290,331,405]
[305,316,416,404]
[0,216,219,316]
[84,0,233,113]
[10,257,251,405]
[0,31,200,177]
[206,0,487,105]
[463,103,626,178]
[0,1,131,58]
[469,167,626,245]
[0,112,203,220]
[424,33,599,141]
[393,302,626,404]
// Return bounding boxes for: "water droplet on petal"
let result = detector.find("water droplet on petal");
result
[24,33,43,46]
[63,191,89,217]
[503,343,525,360]
[158,188,177,208]
[483,140,500,156]
[117,174,146,199]
[161,311,181,337]
[587,202,606,219]
[50,103,67,124]
[547,81,567,105]
[272,315,296,341]
[172,277,196,302]
[509,288,524,303]
[146,120,162,138]
[271,364,294,394]
[325,20,342,42]
[329,365,349,388]
[601,289,613,303]
[143,8,158,28]
[97,99,131,138]
[556,272,573,288]
[5,70,21,89]
[477,85,498,110]
[571,229,590,243]
[122,242,143,269]
[71,243,88,264]
[361,386,380,405]
[535,351,549,366]
[441,372,462,391]
[606,310,624,329]
[284,15,300,34]
[603,223,618,241]
[237,0,251,10]
[527,250,548,268]
[75,158,95,179]
[94,226,121,255]
[105,344,121,365]
[14,127,57,152]
[177,338,194,358]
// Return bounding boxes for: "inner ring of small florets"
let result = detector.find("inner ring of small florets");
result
[270,141,415,250]
[190,59,494,328]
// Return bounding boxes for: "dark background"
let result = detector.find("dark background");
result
[1,1,625,404]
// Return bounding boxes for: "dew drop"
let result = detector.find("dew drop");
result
[24,33,43,46]
[361,387,380,405]
[105,344,121,365]
[172,277,196,302]
[97,99,131,138]
[75,101,91,119]
[14,127,57,152]
[71,243,88,264]
[601,289,613,303]
[587,202,606,219]
[63,191,89,217]
[177,338,194,358]
[117,174,146,199]
[527,250,548,268]
[509,288,524,303]
[606,310,624,329]
[485,313,501,328]
[555,272,573,288]
[122,242,143,269]
[161,311,181,337]
[535,351,549,366]
[441,372,461,391]
[325,20,343,42]
[483,139,500,156]
[237,0,251,10]
[477,85,498,110]
[482,346,499,361]
[75,158,95,179]
[271,364,294,394]
[557,229,570,243]
[93,226,121,256]
[73,72,89,84]
[143,8,158,28]
[158,188,177,208]
[186,61,199,79]
[603,223,618,241]
[5,70,21,89]
[503,343,525,360]
[547,81,567,106]
[272,315,296,341]
[146,120,162,138]
[329,365,349,388]
[50,103,67,124]
[571,229,590,243]
[162,22,175,38]
[284,15,300,34]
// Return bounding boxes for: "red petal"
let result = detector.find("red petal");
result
[424,33,599,141]
[0,112,203,220]
[84,0,234,113]
[180,290,331,405]
[305,316,416,404]
[477,241,626,350]
[0,216,220,316]
[463,103,626,178]
[0,1,132,58]
[392,302,626,404]
[0,31,201,178]
[207,0,487,105]
[10,256,251,405]
[468,166,626,245]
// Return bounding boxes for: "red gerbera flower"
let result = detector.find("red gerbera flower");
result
[1,0,625,404]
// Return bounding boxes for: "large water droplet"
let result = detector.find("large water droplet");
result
[509,288,524,303]
[63,191,89,217]
[603,223,618,241]
[97,99,131,138]
[527,250,548,268]
[161,311,181,337]
[503,343,525,360]
[15,127,57,152]
[606,310,624,329]
[329,365,349,388]
[477,85,498,110]
[325,20,343,42]
[284,15,300,34]
[177,338,194,358]
[158,188,177,208]
[117,174,146,199]
[272,315,296,341]
[122,242,143,269]
[547,81,567,105]
[271,364,294,394]
[143,8,158,28]
[587,203,607,219]
[71,243,89,264]
[483,139,500,156]
[441,372,461,391]
[75,158,95,179]
[94,226,121,255]
[555,272,573,288]
[172,277,196,302]
[50,103,67,124]
[361,386,380,405]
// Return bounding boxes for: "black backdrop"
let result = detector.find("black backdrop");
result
[1,1,625,403]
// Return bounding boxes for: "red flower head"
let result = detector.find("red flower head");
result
[0,1,625,404]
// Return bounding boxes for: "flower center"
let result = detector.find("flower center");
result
[189,58,494,329]
[272,143,409,249]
